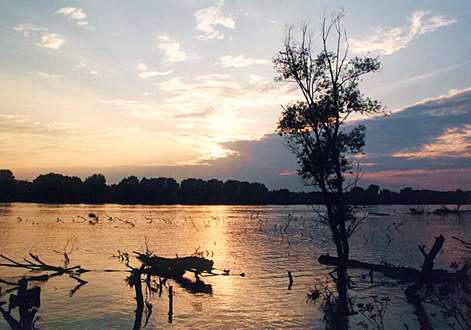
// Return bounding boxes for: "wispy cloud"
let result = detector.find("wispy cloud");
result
[13,24,46,37]
[194,73,230,81]
[350,10,456,55]
[173,107,216,119]
[156,75,297,120]
[14,24,65,50]
[74,60,98,75]
[195,2,235,40]
[157,36,187,63]
[100,99,158,112]
[0,113,78,137]
[36,72,62,79]
[55,7,91,29]
[374,60,471,96]
[138,70,173,79]
[216,55,269,68]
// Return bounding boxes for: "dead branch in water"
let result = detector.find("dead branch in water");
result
[0,253,89,287]
[405,235,445,330]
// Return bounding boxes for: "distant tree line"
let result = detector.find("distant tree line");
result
[0,169,469,205]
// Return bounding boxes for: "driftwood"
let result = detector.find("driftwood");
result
[125,252,212,328]
[0,253,89,291]
[320,236,468,329]
[318,253,468,284]
[405,236,445,330]
[135,253,214,278]
[405,236,445,298]
[0,254,88,275]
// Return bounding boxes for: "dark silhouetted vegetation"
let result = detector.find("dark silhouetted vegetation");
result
[0,169,470,205]
[274,13,382,325]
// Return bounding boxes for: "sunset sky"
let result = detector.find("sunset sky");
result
[1,0,470,190]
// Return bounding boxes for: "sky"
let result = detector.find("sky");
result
[0,0,470,191]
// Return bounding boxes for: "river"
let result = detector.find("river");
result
[0,203,469,329]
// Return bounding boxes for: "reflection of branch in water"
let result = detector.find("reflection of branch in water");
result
[0,253,88,288]
[174,275,212,295]
[128,269,144,330]
[168,286,173,324]
[144,299,153,328]
[0,278,41,330]
[69,280,87,297]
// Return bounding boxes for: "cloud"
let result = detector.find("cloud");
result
[157,36,187,63]
[350,10,456,55]
[156,76,297,119]
[173,107,216,119]
[36,72,62,79]
[12,89,469,190]
[100,99,159,112]
[374,61,471,96]
[391,125,471,159]
[138,70,172,79]
[361,168,471,191]
[137,63,147,71]
[38,33,65,49]
[13,24,46,37]
[100,75,297,159]
[349,87,471,189]
[194,74,230,81]
[195,1,235,40]
[55,7,90,28]
[74,60,98,75]
[0,114,78,137]
[216,55,269,68]
[249,74,264,84]
[14,24,65,50]
[0,114,211,172]
[158,87,470,190]
[56,7,86,20]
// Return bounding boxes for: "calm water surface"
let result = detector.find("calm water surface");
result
[0,203,469,329]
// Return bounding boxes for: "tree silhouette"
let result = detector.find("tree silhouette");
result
[32,173,84,203]
[274,13,381,326]
[0,169,15,202]
[0,168,469,205]
[84,174,107,203]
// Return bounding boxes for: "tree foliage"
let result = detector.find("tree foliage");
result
[274,14,382,324]
[274,15,382,192]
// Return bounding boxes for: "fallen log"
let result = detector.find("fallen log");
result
[318,253,468,283]
[135,253,214,279]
